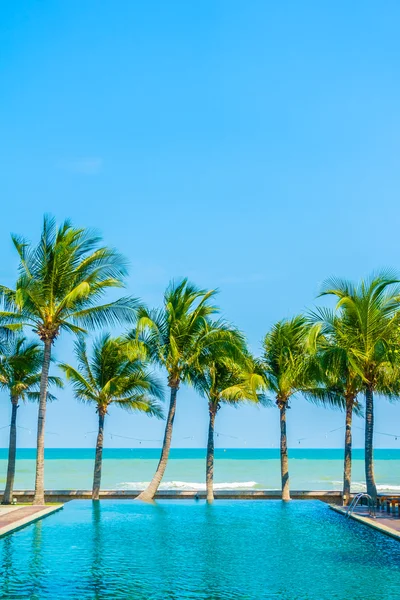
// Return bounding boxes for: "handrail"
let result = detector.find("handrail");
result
[345,493,376,519]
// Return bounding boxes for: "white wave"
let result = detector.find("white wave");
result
[329,480,367,492]
[331,481,400,492]
[376,484,400,491]
[116,480,258,491]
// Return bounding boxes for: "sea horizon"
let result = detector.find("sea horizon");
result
[1,447,399,493]
[2,447,400,459]
[1,447,399,454]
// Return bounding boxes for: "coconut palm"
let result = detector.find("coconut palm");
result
[192,327,268,501]
[307,309,363,505]
[0,337,62,504]
[129,279,238,501]
[320,271,400,500]
[0,216,139,504]
[262,316,317,501]
[59,335,163,500]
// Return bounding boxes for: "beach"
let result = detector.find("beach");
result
[1,448,399,492]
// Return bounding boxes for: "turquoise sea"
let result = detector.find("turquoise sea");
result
[1,448,400,491]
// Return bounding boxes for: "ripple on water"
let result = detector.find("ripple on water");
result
[0,500,400,599]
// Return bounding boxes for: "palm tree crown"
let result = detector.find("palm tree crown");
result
[132,278,220,385]
[0,337,62,401]
[319,271,400,386]
[60,335,164,417]
[0,215,138,340]
[263,315,310,404]
[192,326,267,407]
[307,308,363,405]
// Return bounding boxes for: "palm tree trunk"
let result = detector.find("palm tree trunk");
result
[279,401,290,501]
[365,385,377,500]
[92,410,106,501]
[136,383,178,501]
[2,397,19,505]
[33,339,52,505]
[206,402,217,503]
[343,398,353,506]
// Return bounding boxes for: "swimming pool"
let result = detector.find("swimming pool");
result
[0,500,399,599]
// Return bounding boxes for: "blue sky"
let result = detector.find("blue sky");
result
[1,1,400,449]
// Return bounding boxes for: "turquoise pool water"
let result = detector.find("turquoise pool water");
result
[0,501,399,599]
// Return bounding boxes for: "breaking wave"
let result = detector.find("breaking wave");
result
[116,481,258,491]
[116,480,400,492]
[331,480,400,492]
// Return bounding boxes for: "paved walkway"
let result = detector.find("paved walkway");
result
[331,505,400,540]
[0,506,21,517]
[0,504,63,538]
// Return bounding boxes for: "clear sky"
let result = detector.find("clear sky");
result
[1,1,400,449]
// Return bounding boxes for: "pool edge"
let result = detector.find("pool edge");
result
[329,505,400,542]
[0,504,63,539]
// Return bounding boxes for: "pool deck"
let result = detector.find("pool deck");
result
[330,505,400,541]
[0,504,63,538]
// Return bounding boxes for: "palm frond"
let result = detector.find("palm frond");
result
[2,216,135,342]
[0,336,61,401]
[61,335,164,417]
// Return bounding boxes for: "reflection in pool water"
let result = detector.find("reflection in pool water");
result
[0,500,400,599]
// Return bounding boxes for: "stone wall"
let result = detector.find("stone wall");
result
[0,489,344,504]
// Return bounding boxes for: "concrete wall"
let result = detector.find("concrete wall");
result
[0,489,344,504]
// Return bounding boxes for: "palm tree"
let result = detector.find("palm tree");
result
[0,216,138,504]
[59,335,163,500]
[130,279,236,501]
[262,316,315,501]
[0,337,62,504]
[320,271,400,500]
[192,327,268,502]
[307,309,363,505]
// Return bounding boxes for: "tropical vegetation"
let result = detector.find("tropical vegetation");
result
[59,335,163,499]
[261,316,318,501]
[0,337,62,504]
[191,325,268,501]
[307,310,363,505]
[0,216,139,504]
[1,217,400,506]
[128,279,243,501]
[319,272,400,500]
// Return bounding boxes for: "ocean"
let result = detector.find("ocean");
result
[0,448,399,492]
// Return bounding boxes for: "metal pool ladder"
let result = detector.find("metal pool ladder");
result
[345,493,376,519]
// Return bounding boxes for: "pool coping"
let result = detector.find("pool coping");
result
[329,505,400,541]
[0,489,344,503]
[0,504,63,538]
